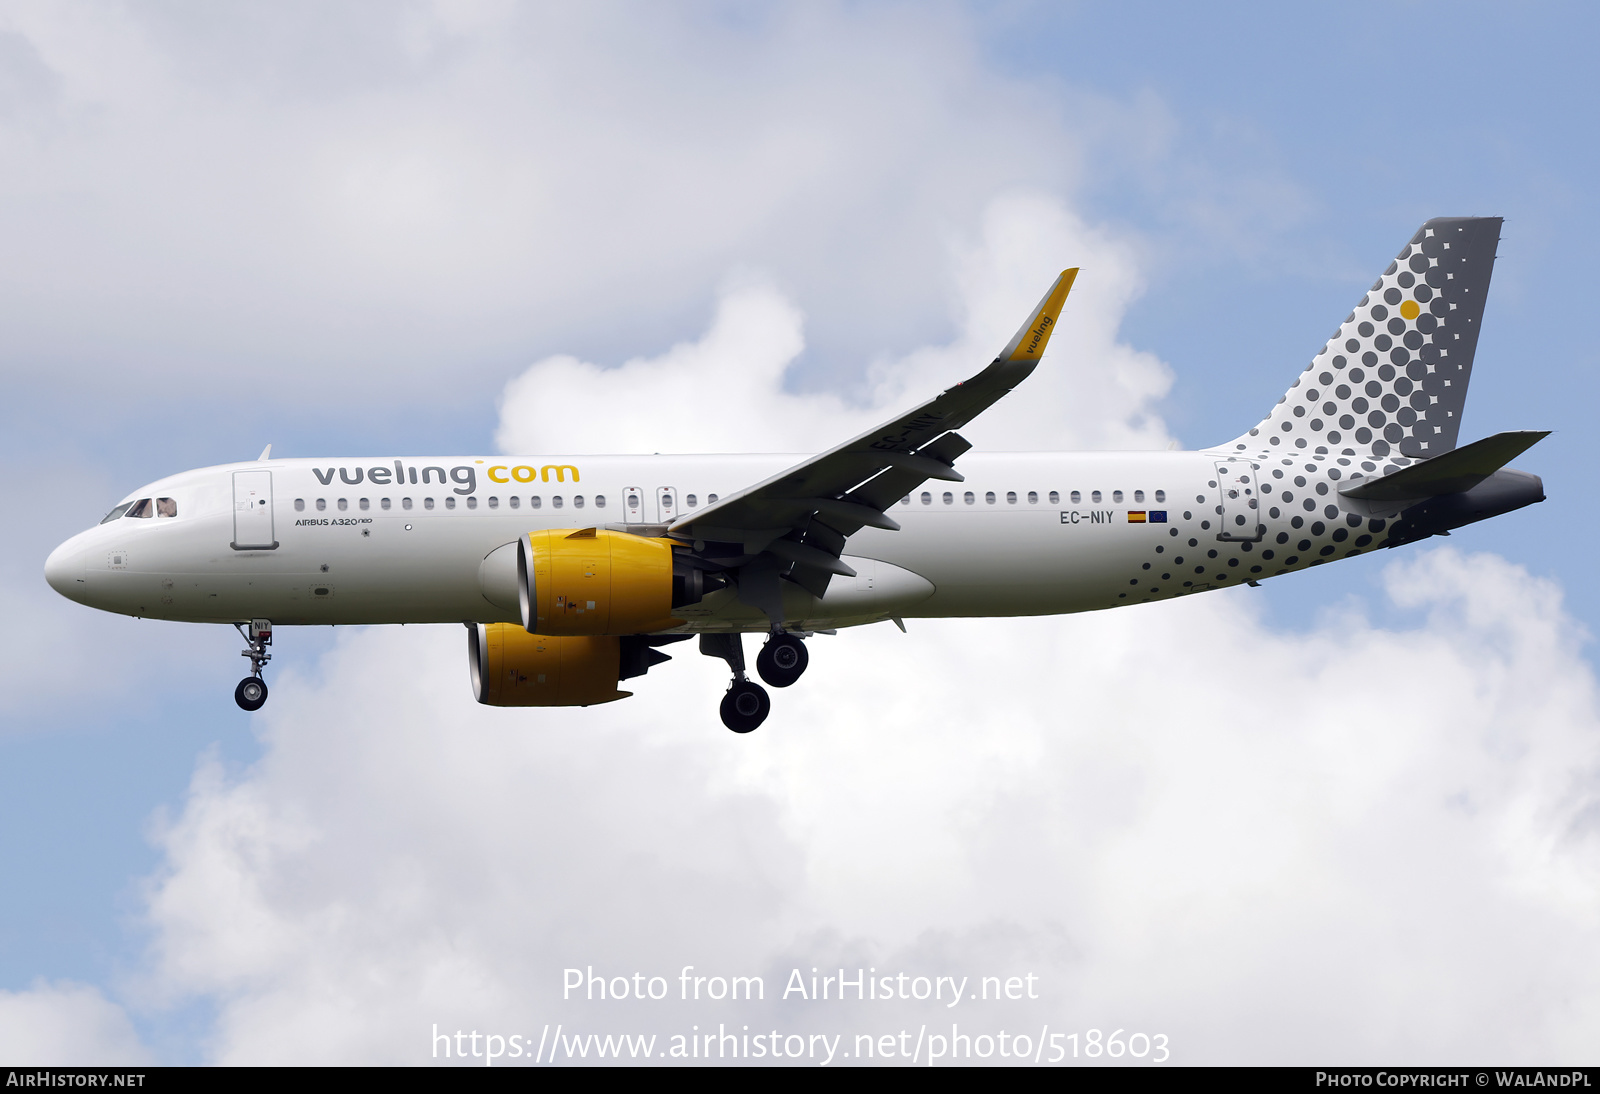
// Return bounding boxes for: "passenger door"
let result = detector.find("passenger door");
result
[232,470,278,550]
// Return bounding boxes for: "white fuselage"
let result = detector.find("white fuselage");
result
[45,450,1391,632]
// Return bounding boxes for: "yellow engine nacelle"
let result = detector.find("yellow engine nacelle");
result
[517,528,682,636]
[467,623,630,707]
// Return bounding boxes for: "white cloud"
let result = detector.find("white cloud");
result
[0,2,1114,404]
[0,982,152,1065]
[132,547,1600,1065]
[495,192,1173,456]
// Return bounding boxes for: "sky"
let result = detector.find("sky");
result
[1,0,1597,1066]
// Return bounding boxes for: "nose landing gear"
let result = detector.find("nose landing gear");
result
[233,619,272,711]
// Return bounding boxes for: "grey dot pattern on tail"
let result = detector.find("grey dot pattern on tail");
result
[1226,217,1502,460]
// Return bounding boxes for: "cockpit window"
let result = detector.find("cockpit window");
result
[156,497,177,518]
[126,498,153,519]
[99,502,133,524]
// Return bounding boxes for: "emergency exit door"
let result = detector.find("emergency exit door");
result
[623,487,645,523]
[656,487,679,524]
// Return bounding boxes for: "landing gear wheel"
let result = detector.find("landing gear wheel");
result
[756,634,808,688]
[235,676,268,712]
[720,680,770,733]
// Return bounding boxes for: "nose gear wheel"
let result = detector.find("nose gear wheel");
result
[234,676,269,711]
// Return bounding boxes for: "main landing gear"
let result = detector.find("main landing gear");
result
[701,631,810,733]
[756,632,808,688]
[721,681,770,734]
[233,619,272,712]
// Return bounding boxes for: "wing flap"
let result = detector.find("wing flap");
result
[669,268,1078,623]
[844,431,974,513]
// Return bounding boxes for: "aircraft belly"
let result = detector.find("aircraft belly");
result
[849,510,1147,617]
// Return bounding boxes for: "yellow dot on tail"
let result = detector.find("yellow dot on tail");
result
[1400,299,1420,320]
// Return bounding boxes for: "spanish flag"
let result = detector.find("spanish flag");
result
[1127,511,1147,523]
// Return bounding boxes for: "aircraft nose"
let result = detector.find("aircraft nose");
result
[44,537,85,600]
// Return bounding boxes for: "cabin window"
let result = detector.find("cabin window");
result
[687,494,698,508]
[920,492,932,505]
[574,496,585,509]
[1091,490,1102,503]
[531,496,542,509]
[963,491,975,505]
[381,498,391,510]
[338,498,348,511]
[509,496,520,509]
[466,496,477,509]
[294,499,305,512]
[316,498,326,511]
[424,498,435,510]
[595,495,606,508]
[487,496,499,509]
[1027,491,1038,504]
[359,498,370,511]
[402,497,413,510]
[100,502,133,524]
[985,491,996,504]
[1155,489,1166,502]
[1006,491,1017,505]
[445,497,456,510]
[942,492,953,505]
[902,496,911,505]
[1112,490,1124,503]
[1134,490,1145,503]
[1070,490,1081,504]
[156,498,177,517]
[1048,491,1060,504]
[553,496,564,509]
[708,494,718,503]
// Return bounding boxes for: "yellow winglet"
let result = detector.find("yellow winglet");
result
[998,268,1078,363]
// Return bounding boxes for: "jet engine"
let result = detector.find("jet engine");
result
[468,623,628,706]
[517,528,712,636]
[467,623,689,707]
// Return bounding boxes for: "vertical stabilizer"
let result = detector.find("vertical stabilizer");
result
[1223,217,1501,459]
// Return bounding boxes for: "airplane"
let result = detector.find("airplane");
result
[44,216,1547,733]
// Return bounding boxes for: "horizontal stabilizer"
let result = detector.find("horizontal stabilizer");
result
[1339,430,1549,501]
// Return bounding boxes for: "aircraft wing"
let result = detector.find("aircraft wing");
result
[670,268,1078,610]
